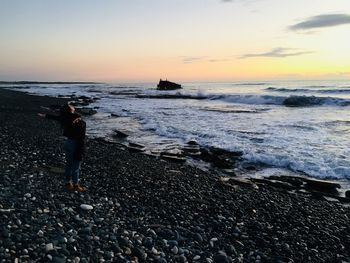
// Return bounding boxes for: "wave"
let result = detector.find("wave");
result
[141,91,350,107]
[197,92,350,107]
[282,96,350,107]
[318,88,350,94]
[324,120,350,127]
[266,87,310,92]
[266,86,350,94]
[303,85,331,88]
[243,152,350,179]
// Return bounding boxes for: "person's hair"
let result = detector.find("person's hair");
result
[60,103,72,117]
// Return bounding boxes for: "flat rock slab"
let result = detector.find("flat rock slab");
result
[225,178,258,189]
[128,146,145,152]
[250,178,295,191]
[304,178,341,194]
[128,142,145,148]
[161,155,186,163]
[113,130,129,138]
[268,175,305,187]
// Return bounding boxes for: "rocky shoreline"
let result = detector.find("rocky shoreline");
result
[0,89,349,262]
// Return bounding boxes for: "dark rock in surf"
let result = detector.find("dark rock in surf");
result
[199,147,242,168]
[78,95,94,102]
[346,190,350,199]
[187,140,199,146]
[212,156,234,168]
[76,107,97,116]
[304,178,341,195]
[283,96,323,107]
[199,147,213,162]
[113,130,129,138]
[209,147,243,157]
[157,79,182,90]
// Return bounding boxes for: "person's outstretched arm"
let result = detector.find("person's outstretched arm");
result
[38,113,61,121]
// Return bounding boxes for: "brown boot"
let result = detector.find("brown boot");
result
[65,182,74,191]
[73,184,87,192]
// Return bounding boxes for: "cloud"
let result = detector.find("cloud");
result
[181,56,229,64]
[289,14,350,31]
[208,59,229,63]
[181,56,205,64]
[239,47,313,59]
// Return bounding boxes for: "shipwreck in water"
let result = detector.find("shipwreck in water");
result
[157,79,182,90]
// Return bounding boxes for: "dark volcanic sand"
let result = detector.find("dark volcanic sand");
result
[0,89,349,263]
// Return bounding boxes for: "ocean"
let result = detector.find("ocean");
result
[5,79,350,181]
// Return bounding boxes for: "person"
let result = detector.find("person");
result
[38,103,87,192]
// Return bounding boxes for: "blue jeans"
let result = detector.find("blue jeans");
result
[64,139,81,184]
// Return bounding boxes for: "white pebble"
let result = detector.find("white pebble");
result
[0,209,14,213]
[80,204,93,211]
[45,243,54,252]
[210,237,218,247]
[171,246,178,254]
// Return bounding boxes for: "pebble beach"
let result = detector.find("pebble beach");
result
[0,89,349,262]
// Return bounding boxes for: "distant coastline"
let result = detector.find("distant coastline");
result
[0,81,101,85]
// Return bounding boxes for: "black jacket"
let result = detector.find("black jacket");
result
[46,113,86,160]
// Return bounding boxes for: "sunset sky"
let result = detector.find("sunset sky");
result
[0,0,350,82]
